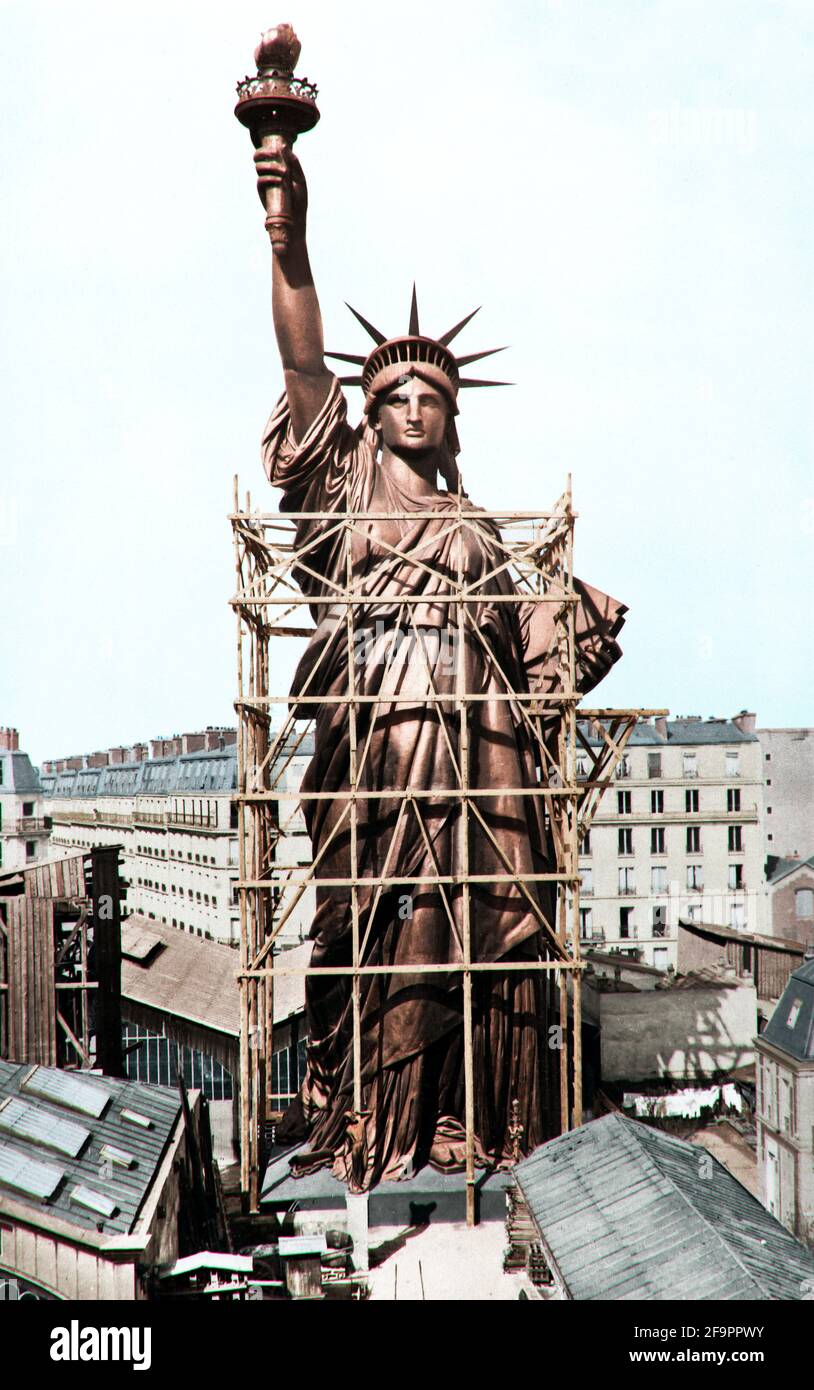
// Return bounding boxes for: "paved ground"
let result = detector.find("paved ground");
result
[365,1220,535,1301]
[689,1122,760,1197]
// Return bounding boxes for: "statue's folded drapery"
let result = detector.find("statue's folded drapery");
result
[261,378,626,1186]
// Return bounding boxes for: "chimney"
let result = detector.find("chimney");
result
[65,756,82,771]
[732,710,757,735]
[655,716,668,739]
[0,727,20,752]
[182,733,206,755]
[130,743,147,762]
[149,740,165,760]
[108,747,128,765]
[41,760,53,774]
[85,751,110,769]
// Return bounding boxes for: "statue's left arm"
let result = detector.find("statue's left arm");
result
[520,580,628,699]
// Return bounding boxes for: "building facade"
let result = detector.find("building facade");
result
[765,855,814,949]
[577,711,764,969]
[757,727,814,860]
[0,728,51,874]
[40,727,313,949]
[755,957,814,1245]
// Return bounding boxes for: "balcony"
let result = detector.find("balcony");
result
[14,816,51,836]
[133,810,167,828]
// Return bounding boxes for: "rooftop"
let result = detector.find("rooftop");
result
[761,958,814,1062]
[0,1061,182,1238]
[767,854,814,887]
[121,916,307,1035]
[0,752,43,796]
[582,714,758,748]
[514,1112,814,1300]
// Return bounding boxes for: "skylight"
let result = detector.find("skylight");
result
[0,1145,64,1201]
[21,1068,110,1119]
[70,1185,118,1219]
[0,1097,90,1158]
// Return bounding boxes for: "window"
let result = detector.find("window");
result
[619,906,633,938]
[683,752,697,778]
[787,998,803,1029]
[618,827,633,855]
[686,826,701,853]
[650,827,666,855]
[581,830,591,855]
[579,907,592,938]
[796,889,814,920]
[25,841,36,860]
[653,947,669,970]
[687,864,703,890]
[728,826,743,852]
[687,904,703,923]
[618,867,635,895]
[730,903,745,930]
[580,868,593,895]
[727,788,741,813]
[647,752,662,779]
[685,789,699,814]
[617,791,631,815]
[652,905,667,937]
[729,864,744,891]
[651,790,664,814]
[726,752,739,777]
[22,801,34,817]
[615,755,631,780]
[651,866,667,893]
[576,756,588,781]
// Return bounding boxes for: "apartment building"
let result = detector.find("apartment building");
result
[40,730,240,944]
[576,711,764,969]
[0,728,51,873]
[40,727,314,949]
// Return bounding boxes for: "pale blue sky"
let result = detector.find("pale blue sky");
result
[1,0,812,764]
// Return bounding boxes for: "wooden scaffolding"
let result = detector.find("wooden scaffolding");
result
[231,478,656,1217]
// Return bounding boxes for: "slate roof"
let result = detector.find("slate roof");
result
[761,958,814,1062]
[0,1061,182,1238]
[768,855,814,886]
[38,731,315,801]
[580,716,757,748]
[0,753,43,796]
[514,1112,814,1301]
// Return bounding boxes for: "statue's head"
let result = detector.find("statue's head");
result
[326,290,509,489]
[369,369,454,455]
[365,363,460,490]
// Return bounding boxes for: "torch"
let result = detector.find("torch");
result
[235,24,320,256]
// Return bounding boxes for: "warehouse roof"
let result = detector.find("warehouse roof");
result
[121,917,307,1036]
[0,1061,182,1238]
[761,959,814,1062]
[514,1112,814,1300]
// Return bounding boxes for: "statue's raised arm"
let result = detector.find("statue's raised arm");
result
[254,146,333,442]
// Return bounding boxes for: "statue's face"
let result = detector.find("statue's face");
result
[377,375,449,455]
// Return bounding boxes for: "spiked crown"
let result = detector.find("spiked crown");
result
[325,286,510,416]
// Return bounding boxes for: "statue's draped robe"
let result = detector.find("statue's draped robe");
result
[262,378,626,1186]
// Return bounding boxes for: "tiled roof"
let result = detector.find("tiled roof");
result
[515,1112,814,1300]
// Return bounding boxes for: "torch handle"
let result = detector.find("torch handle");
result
[256,130,295,257]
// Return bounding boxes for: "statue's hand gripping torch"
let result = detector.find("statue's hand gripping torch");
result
[235,24,320,257]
